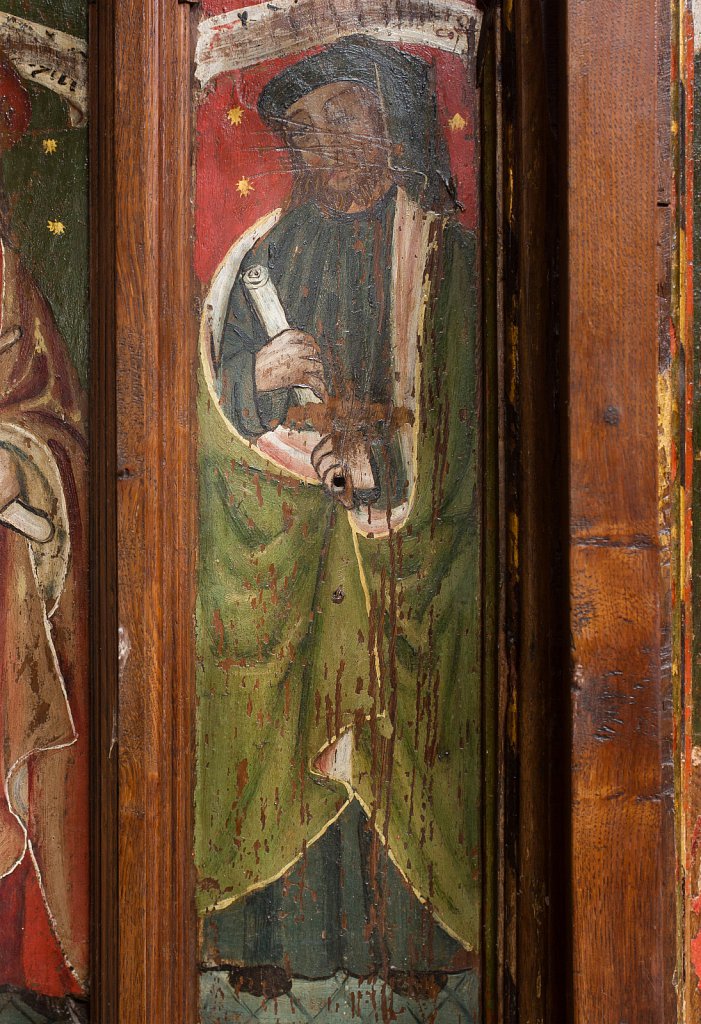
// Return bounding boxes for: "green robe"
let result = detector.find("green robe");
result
[196,193,481,952]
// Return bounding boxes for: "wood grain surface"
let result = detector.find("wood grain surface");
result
[680,1,697,1018]
[91,1,198,1021]
[566,1,677,1020]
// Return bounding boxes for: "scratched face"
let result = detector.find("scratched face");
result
[284,82,395,211]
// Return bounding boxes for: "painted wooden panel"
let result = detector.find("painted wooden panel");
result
[565,0,678,1017]
[689,1,701,1017]
[192,3,490,1021]
[0,3,89,1022]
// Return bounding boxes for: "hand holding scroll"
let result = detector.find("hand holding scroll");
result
[255,329,328,401]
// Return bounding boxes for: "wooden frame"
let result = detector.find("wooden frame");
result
[565,0,679,1020]
[90,0,197,1019]
[501,0,569,1018]
[86,0,682,1021]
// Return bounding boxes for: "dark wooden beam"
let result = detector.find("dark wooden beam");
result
[506,0,568,1019]
[498,0,570,1018]
[89,0,118,1017]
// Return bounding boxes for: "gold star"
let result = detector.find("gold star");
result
[47,220,65,236]
[236,177,254,197]
[227,106,244,126]
[42,138,58,155]
[448,112,467,132]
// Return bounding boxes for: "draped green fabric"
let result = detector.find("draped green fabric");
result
[195,218,481,951]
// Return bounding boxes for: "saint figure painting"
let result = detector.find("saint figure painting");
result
[195,5,485,1021]
[0,6,89,1023]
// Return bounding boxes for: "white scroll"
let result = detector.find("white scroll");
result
[195,0,481,86]
[0,499,53,544]
[242,264,291,339]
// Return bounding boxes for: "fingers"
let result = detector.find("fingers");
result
[290,340,322,364]
[286,330,321,357]
[260,341,321,374]
[287,353,327,400]
[318,458,346,491]
[311,438,335,476]
[273,329,321,361]
[311,436,354,508]
[326,487,354,510]
[255,346,328,398]
[295,349,326,389]
[298,367,328,401]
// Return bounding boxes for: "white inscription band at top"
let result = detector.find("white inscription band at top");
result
[0,13,87,125]
[195,0,482,86]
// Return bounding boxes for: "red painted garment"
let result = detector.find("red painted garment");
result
[0,241,88,997]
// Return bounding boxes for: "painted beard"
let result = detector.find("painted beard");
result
[293,152,395,213]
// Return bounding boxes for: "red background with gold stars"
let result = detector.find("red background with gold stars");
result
[194,0,480,285]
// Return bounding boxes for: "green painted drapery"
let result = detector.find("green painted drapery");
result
[195,195,481,951]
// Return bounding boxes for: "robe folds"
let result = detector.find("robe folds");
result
[0,240,88,995]
[196,189,481,951]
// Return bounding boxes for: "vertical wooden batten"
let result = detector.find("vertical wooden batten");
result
[507,0,568,1018]
[565,1,677,1019]
[478,9,503,1021]
[90,0,119,1017]
[91,0,198,1020]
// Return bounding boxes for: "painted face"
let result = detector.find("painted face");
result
[284,82,395,211]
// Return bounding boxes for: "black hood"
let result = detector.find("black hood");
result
[258,34,455,211]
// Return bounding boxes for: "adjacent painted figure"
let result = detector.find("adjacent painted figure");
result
[196,15,483,1022]
[0,8,89,1021]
